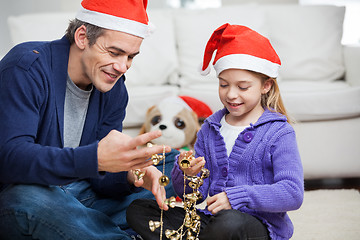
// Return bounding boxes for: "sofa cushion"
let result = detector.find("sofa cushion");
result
[124,9,178,87]
[264,5,345,82]
[174,5,267,86]
[8,12,75,45]
[279,81,360,121]
[123,85,179,127]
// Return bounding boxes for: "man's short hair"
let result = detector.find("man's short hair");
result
[65,19,105,46]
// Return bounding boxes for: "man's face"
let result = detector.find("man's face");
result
[80,29,143,92]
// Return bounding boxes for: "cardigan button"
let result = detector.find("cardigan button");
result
[243,132,253,143]
[221,167,228,177]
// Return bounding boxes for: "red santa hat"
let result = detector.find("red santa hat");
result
[178,96,213,120]
[163,96,213,120]
[200,23,281,78]
[75,0,150,38]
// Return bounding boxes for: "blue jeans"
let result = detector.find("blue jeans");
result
[0,150,178,240]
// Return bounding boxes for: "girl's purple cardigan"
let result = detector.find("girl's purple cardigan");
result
[171,108,304,240]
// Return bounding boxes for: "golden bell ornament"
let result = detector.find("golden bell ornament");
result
[165,229,176,238]
[146,142,164,165]
[187,231,195,240]
[198,178,204,187]
[149,220,161,232]
[201,168,210,178]
[191,224,200,233]
[188,181,197,189]
[151,154,164,165]
[159,175,170,186]
[133,169,145,181]
[195,191,203,200]
[164,196,176,208]
[171,234,181,240]
[194,214,201,221]
[185,192,198,202]
[180,158,191,168]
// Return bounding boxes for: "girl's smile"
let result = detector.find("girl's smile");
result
[226,101,244,109]
[218,69,271,126]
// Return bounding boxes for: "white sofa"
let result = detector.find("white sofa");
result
[4,4,360,180]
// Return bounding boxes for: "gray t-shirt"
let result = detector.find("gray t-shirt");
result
[63,76,92,148]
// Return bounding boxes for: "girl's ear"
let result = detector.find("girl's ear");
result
[262,78,273,94]
[74,25,88,50]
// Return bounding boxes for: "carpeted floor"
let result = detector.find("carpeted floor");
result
[288,189,360,239]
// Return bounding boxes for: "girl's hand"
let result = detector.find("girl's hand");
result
[206,192,231,215]
[178,150,205,176]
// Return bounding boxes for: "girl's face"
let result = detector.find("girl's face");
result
[218,69,272,126]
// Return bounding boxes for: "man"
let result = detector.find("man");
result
[0,0,176,239]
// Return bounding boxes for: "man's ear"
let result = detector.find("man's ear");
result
[262,78,273,94]
[74,25,88,50]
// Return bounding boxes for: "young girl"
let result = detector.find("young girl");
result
[127,23,304,240]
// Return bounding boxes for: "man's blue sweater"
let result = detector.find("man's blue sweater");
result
[0,36,133,196]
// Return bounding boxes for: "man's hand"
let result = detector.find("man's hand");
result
[97,130,171,172]
[128,166,169,211]
[206,192,231,215]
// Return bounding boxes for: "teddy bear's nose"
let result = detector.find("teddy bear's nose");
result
[159,125,167,130]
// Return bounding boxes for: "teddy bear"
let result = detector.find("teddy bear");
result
[139,96,212,151]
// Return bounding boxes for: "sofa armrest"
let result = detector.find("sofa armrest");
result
[344,44,360,86]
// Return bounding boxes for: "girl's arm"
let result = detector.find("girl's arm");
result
[171,128,210,201]
[225,129,304,213]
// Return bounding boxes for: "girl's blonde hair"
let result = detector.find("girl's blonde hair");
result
[251,71,292,123]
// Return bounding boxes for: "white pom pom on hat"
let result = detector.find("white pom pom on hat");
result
[199,23,281,78]
[75,0,151,38]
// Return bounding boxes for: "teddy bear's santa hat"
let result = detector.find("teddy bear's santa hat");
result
[163,96,213,120]
[178,96,213,120]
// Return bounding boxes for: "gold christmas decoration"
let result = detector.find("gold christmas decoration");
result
[147,143,168,240]
[164,196,176,208]
[148,150,209,240]
[149,220,162,232]
[180,153,194,169]
[133,169,145,181]
[159,175,170,187]
[147,142,165,165]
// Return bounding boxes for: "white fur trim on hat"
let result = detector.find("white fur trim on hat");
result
[161,96,192,111]
[76,5,150,38]
[214,54,280,78]
[199,61,211,76]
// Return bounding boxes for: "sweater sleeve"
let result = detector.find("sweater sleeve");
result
[170,154,185,197]
[225,129,304,213]
[171,126,210,202]
[0,65,101,185]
